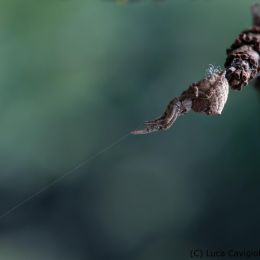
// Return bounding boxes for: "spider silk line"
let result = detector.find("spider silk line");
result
[0,131,132,220]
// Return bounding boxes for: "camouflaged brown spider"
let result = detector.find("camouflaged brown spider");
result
[131,3,260,135]
[131,68,229,135]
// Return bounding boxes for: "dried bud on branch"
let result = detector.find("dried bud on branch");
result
[225,3,260,90]
[132,4,260,135]
[225,30,260,90]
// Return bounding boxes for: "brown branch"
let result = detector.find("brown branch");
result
[132,3,260,135]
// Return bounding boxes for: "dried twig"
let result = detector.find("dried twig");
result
[132,3,260,135]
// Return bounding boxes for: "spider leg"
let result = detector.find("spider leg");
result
[143,98,180,126]
[131,98,183,135]
[130,126,162,135]
[131,108,181,135]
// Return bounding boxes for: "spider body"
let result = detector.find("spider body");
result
[181,71,229,115]
[131,70,229,135]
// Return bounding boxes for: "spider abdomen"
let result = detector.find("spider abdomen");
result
[191,71,229,115]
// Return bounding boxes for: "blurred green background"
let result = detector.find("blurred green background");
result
[1,0,260,259]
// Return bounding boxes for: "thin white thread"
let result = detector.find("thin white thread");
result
[0,131,131,220]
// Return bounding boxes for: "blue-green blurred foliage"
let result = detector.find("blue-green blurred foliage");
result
[1,1,260,259]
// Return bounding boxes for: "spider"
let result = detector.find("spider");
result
[131,69,229,135]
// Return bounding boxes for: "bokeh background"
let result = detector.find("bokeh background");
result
[1,0,260,259]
